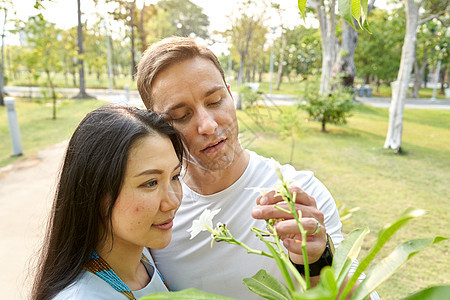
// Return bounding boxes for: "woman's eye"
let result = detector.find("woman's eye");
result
[172,173,181,181]
[142,180,157,188]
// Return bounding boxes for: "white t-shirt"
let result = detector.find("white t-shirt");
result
[151,151,345,299]
[53,248,168,300]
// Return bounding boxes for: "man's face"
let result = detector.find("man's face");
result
[151,57,241,172]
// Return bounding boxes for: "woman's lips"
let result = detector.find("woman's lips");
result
[153,218,174,230]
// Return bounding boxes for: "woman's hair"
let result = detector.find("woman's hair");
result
[31,105,184,300]
[136,36,227,109]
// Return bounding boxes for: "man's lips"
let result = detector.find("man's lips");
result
[153,218,174,230]
[201,139,226,153]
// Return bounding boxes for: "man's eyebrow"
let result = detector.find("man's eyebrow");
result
[134,163,181,177]
[204,85,226,98]
[165,102,187,112]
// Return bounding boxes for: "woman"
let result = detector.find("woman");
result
[32,105,184,300]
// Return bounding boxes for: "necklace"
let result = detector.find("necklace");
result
[85,251,150,300]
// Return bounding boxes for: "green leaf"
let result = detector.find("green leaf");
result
[139,288,236,300]
[361,17,372,34]
[339,208,425,300]
[318,267,338,293]
[292,284,335,300]
[360,0,372,33]
[402,285,450,300]
[252,228,296,291]
[338,0,357,30]
[243,269,293,300]
[298,0,307,21]
[352,236,448,300]
[332,228,369,286]
[351,0,361,27]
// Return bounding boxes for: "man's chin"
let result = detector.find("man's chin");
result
[186,155,234,173]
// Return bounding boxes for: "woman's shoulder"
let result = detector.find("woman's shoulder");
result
[51,271,122,300]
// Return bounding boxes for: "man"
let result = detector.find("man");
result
[136,37,378,299]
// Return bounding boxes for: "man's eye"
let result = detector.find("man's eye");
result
[172,173,181,181]
[172,113,190,122]
[209,99,223,106]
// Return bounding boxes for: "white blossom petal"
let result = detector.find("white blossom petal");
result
[187,208,221,240]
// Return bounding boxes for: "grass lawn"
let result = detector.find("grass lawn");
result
[0,97,107,167]
[238,104,449,299]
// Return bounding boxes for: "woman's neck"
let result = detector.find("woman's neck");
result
[96,242,150,291]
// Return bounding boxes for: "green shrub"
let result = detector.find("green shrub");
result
[300,87,354,132]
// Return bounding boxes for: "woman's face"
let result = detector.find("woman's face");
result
[110,133,182,250]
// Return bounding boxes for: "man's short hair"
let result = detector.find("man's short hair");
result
[137,36,227,109]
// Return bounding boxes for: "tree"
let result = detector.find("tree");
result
[222,0,267,86]
[157,0,209,39]
[0,0,13,106]
[102,0,139,80]
[283,26,322,79]
[142,6,175,45]
[301,84,354,132]
[299,0,372,94]
[331,0,376,88]
[22,16,63,119]
[310,0,337,94]
[410,19,448,98]
[354,8,404,90]
[73,0,94,99]
[384,0,447,152]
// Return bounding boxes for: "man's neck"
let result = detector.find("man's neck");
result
[183,149,250,195]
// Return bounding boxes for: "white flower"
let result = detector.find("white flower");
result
[269,157,284,180]
[187,208,221,240]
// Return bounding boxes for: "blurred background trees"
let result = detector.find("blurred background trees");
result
[0,0,447,103]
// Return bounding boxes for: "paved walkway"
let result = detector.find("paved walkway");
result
[5,85,450,110]
[0,141,68,299]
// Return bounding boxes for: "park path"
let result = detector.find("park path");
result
[0,141,68,299]
[5,85,450,110]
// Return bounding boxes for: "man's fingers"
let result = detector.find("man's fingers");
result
[275,218,323,236]
[251,203,320,220]
[257,186,316,207]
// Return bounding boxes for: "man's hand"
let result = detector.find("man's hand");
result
[251,186,327,265]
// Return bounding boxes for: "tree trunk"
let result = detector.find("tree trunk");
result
[410,46,427,98]
[384,0,418,152]
[73,0,94,99]
[0,9,7,106]
[139,4,147,53]
[331,19,357,88]
[314,0,336,95]
[45,70,57,120]
[237,53,245,86]
[275,34,287,90]
[439,65,447,95]
[130,1,137,80]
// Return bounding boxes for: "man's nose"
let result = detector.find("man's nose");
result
[197,108,218,135]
